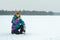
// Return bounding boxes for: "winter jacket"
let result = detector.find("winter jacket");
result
[11,15,25,30]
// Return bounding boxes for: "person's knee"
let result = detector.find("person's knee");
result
[20,25,24,28]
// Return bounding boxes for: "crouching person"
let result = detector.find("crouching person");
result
[11,11,25,34]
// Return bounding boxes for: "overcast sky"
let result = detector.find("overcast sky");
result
[0,0,60,12]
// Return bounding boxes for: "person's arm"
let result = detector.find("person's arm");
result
[19,19,25,25]
[13,19,19,24]
[11,17,19,24]
[11,17,15,23]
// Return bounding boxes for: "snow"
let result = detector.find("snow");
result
[0,15,60,40]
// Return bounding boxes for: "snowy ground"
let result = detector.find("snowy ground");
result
[0,15,60,40]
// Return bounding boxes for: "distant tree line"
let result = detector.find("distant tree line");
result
[0,10,60,15]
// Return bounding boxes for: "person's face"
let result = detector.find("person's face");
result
[16,14,20,18]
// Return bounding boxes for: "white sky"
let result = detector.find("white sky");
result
[0,0,60,12]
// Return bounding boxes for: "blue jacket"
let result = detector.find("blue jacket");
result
[11,15,25,29]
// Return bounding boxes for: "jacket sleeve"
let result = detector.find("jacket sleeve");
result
[11,17,19,24]
[19,19,25,25]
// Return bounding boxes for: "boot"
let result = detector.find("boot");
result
[11,30,15,34]
[14,30,20,34]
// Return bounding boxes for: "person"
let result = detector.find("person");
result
[11,11,25,34]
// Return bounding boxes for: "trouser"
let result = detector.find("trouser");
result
[11,25,25,34]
